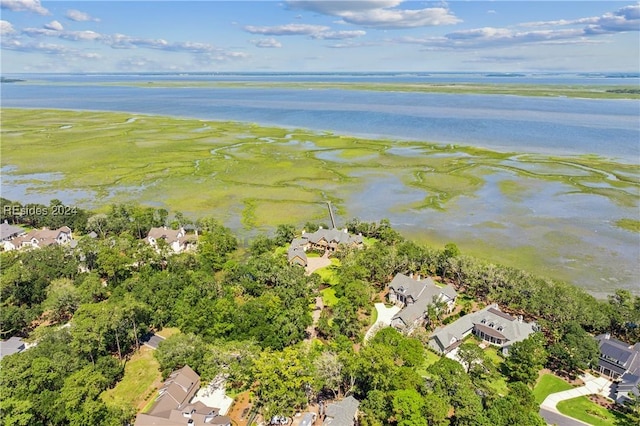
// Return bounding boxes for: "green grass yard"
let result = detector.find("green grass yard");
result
[557,396,631,426]
[321,288,339,307]
[101,347,162,412]
[533,373,574,404]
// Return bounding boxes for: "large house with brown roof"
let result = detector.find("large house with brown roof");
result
[388,273,457,332]
[2,226,73,251]
[287,227,363,267]
[146,227,196,254]
[135,365,231,426]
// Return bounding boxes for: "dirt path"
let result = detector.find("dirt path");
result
[305,296,324,343]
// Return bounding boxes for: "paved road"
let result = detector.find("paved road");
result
[141,333,165,349]
[539,373,613,426]
[539,408,590,426]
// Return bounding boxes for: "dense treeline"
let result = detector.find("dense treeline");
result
[1,199,638,425]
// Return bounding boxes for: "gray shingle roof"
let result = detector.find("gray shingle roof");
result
[0,222,25,241]
[324,396,359,426]
[429,304,535,352]
[390,273,457,328]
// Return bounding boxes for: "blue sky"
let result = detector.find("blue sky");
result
[1,1,639,72]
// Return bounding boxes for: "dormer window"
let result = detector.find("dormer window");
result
[481,319,486,324]
[488,322,494,328]
[497,326,504,332]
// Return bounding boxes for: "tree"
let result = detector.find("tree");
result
[253,347,312,419]
[154,333,208,378]
[504,333,547,385]
[274,224,297,246]
[423,393,449,426]
[314,351,343,398]
[625,385,640,424]
[457,343,485,374]
[197,220,237,272]
[43,278,81,323]
[548,321,598,377]
[391,389,426,426]
[486,383,545,426]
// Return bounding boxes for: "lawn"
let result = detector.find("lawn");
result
[101,346,162,411]
[416,350,442,377]
[483,345,504,366]
[533,373,574,404]
[155,327,180,339]
[313,258,341,285]
[321,288,339,307]
[557,396,631,426]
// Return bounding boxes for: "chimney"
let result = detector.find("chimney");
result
[410,272,413,279]
[416,274,421,281]
[604,332,611,340]
[517,315,523,323]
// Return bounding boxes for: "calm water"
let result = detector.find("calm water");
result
[2,73,639,162]
[1,73,639,296]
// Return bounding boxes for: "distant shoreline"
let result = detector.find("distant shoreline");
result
[11,79,640,100]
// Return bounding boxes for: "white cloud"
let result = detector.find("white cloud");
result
[0,0,48,15]
[311,30,366,40]
[0,19,15,35]
[327,41,382,48]
[1,39,101,60]
[286,0,460,28]
[66,9,99,22]
[520,3,640,34]
[250,38,283,48]
[44,20,63,31]
[244,23,330,36]
[394,4,640,51]
[287,1,402,15]
[23,26,103,41]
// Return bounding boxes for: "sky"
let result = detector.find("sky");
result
[1,0,639,73]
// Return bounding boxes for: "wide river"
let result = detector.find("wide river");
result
[1,73,639,297]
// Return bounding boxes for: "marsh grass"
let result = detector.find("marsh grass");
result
[2,108,638,291]
[78,80,640,100]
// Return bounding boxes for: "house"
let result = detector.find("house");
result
[0,221,25,241]
[3,226,73,251]
[428,304,537,356]
[388,273,457,332]
[287,228,363,267]
[323,396,359,426]
[595,333,640,403]
[287,202,363,267]
[0,336,26,359]
[146,226,196,253]
[135,365,232,426]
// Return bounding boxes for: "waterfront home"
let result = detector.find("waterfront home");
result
[3,226,73,251]
[146,226,196,253]
[429,304,537,355]
[287,228,363,267]
[134,365,231,426]
[595,333,640,403]
[388,273,457,332]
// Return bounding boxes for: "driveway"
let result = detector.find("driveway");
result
[364,303,400,341]
[141,333,165,349]
[539,373,613,426]
[305,256,332,275]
